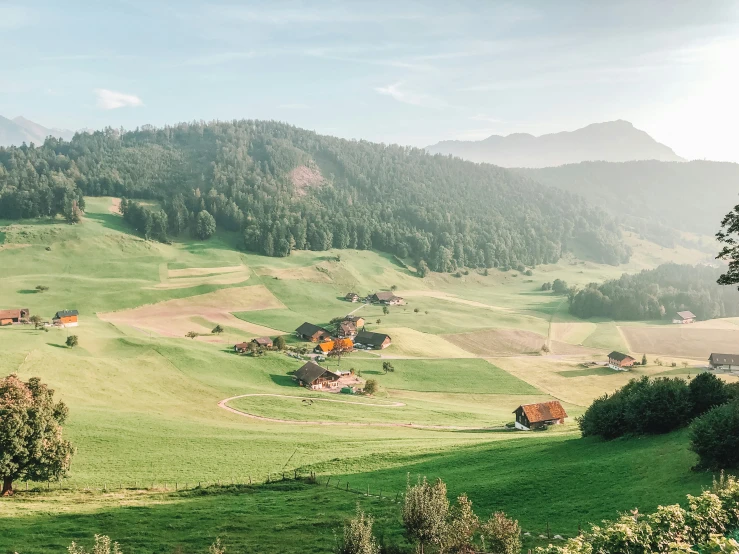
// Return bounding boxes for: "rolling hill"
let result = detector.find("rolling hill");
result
[426,120,684,167]
[0,115,74,147]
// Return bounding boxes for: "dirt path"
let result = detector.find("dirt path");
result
[218,393,504,431]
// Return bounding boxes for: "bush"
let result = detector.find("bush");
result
[364,380,378,395]
[690,401,739,470]
[273,336,286,350]
[481,512,521,554]
[337,507,380,554]
[689,372,731,418]
[66,335,79,348]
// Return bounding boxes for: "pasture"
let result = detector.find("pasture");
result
[0,196,735,553]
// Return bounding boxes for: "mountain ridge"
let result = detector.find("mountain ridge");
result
[426,120,684,168]
[0,115,75,147]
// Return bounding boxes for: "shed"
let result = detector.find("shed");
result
[672,311,697,324]
[369,291,404,305]
[354,330,392,350]
[295,322,331,342]
[513,401,568,430]
[0,308,29,323]
[252,336,273,348]
[234,342,250,353]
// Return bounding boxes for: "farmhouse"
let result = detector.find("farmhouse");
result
[355,330,392,350]
[607,351,636,371]
[338,320,358,338]
[513,401,568,431]
[252,336,273,348]
[672,310,697,324]
[53,310,79,327]
[234,342,250,353]
[344,315,365,326]
[295,322,331,342]
[709,353,739,371]
[345,292,360,302]
[0,308,29,325]
[314,338,354,354]
[293,361,341,390]
[370,291,404,305]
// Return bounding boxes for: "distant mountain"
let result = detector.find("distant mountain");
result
[426,120,684,168]
[0,115,75,147]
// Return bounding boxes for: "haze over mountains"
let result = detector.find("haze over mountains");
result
[426,120,685,168]
[0,115,75,147]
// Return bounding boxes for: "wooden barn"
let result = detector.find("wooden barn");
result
[354,330,392,350]
[607,351,636,371]
[293,362,341,390]
[345,292,360,302]
[53,310,78,327]
[709,353,739,371]
[252,336,273,348]
[295,322,331,342]
[0,308,29,325]
[234,342,250,353]
[672,311,697,324]
[369,291,404,305]
[513,401,568,430]
[314,338,354,354]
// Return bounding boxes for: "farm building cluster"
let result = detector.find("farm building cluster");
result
[0,308,79,328]
[345,291,405,306]
[295,315,392,353]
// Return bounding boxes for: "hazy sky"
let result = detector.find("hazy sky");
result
[2,0,738,162]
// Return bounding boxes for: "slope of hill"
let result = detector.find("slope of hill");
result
[515,160,739,238]
[0,115,74,147]
[426,120,684,167]
[0,119,632,269]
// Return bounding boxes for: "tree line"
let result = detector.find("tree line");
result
[568,263,739,320]
[0,121,631,272]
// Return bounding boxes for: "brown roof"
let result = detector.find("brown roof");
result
[0,309,26,319]
[294,362,340,384]
[676,310,697,319]
[373,291,401,302]
[515,401,568,424]
[608,351,635,362]
[339,321,357,334]
[234,342,249,349]
[252,336,273,346]
[295,322,330,337]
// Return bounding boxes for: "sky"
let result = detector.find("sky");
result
[1,0,739,162]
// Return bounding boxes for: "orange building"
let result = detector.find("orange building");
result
[53,310,79,327]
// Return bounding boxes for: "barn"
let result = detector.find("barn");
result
[369,291,404,305]
[672,311,697,324]
[0,308,30,324]
[354,330,392,350]
[709,353,739,371]
[513,401,568,430]
[252,336,273,348]
[293,361,341,390]
[53,310,79,327]
[607,351,636,371]
[295,322,331,342]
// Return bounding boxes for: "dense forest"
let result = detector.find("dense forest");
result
[569,263,739,320]
[0,120,631,271]
[516,160,739,248]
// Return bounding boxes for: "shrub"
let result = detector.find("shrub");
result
[66,335,79,348]
[480,512,521,554]
[68,535,122,554]
[337,507,380,554]
[403,478,449,553]
[690,401,739,470]
[689,372,731,418]
[211,325,224,334]
[273,336,286,350]
[364,380,378,395]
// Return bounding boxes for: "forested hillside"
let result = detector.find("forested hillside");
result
[569,263,739,320]
[516,160,739,243]
[0,120,631,271]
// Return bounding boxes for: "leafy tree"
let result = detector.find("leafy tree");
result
[444,494,479,554]
[414,308,419,313]
[390,285,398,291]
[403,477,450,554]
[642,354,647,366]
[186,331,198,339]
[0,375,74,495]
[382,362,395,374]
[541,282,552,291]
[480,512,521,554]
[363,380,378,395]
[211,325,224,334]
[64,198,83,224]
[689,372,731,418]
[717,201,739,289]
[690,401,739,470]
[195,210,216,240]
[552,279,569,295]
[35,285,49,292]
[28,315,43,329]
[375,319,381,324]
[328,340,352,366]
[337,506,380,554]
[273,336,286,350]
[417,260,429,278]
[382,306,389,315]
[66,335,79,348]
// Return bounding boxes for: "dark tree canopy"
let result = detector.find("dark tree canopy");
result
[0,375,74,495]
[717,200,739,289]
[0,121,631,272]
[569,263,739,320]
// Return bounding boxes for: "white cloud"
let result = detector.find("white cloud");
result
[94,89,144,110]
[374,82,446,108]
[183,51,255,66]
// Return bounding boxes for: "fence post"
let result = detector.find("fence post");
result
[249,475,252,485]
[325,477,330,488]
[547,522,551,540]
[367,484,369,497]
[346,482,349,491]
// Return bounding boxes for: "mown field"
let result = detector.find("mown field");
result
[0,197,734,553]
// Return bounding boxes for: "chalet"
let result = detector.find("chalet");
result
[607,351,636,371]
[709,353,739,371]
[53,310,78,327]
[314,338,354,354]
[252,336,273,348]
[513,401,568,431]
[293,361,341,390]
[345,292,360,302]
[234,342,250,353]
[344,315,365,327]
[354,330,392,350]
[673,311,697,324]
[295,322,331,342]
[0,308,29,324]
[338,320,358,338]
[370,291,404,305]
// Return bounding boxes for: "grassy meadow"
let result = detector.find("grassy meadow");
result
[0,197,734,553]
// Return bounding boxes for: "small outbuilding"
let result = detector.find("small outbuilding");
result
[513,401,568,431]
[53,310,78,327]
[295,322,331,342]
[234,342,250,353]
[354,330,392,350]
[607,351,636,371]
[252,336,273,348]
[345,292,360,302]
[293,361,341,390]
[672,311,697,324]
[709,353,739,371]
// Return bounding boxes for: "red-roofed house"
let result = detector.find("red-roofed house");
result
[513,401,568,431]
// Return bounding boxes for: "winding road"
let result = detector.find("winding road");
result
[218,393,504,431]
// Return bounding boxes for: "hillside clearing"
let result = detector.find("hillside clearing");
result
[620,325,739,358]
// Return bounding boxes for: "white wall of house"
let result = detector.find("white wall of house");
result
[608,362,628,371]
[514,421,530,431]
